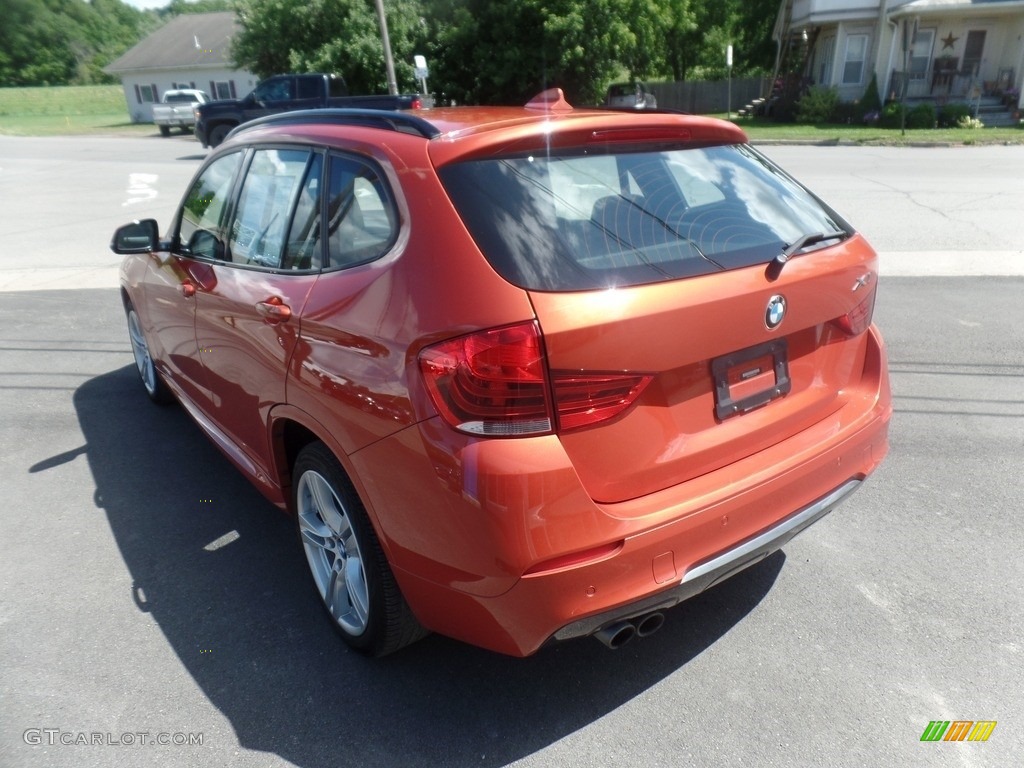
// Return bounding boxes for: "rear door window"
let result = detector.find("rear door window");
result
[438,143,849,291]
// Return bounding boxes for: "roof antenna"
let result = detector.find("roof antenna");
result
[525,88,572,112]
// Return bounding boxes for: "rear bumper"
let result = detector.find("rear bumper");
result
[552,479,860,641]
[365,326,890,656]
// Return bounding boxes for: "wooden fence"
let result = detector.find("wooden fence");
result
[649,77,771,114]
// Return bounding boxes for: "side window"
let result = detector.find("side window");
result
[326,155,397,268]
[254,77,292,103]
[296,77,320,100]
[282,153,324,270]
[178,152,242,259]
[228,148,312,269]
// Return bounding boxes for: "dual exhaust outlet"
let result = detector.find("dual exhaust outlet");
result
[594,611,666,649]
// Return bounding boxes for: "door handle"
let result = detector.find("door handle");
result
[255,297,292,323]
[179,281,196,298]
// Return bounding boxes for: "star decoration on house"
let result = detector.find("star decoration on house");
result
[941,32,959,50]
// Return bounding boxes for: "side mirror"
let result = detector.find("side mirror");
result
[111,219,159,254]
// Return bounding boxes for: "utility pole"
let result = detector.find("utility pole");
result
[727,45,734,119]
[373,0,399,95]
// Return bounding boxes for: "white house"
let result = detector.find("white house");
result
[773,0,1024,109]
[104,12,258,123]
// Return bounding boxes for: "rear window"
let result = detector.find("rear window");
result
[166,93,199,104]
[438,144,849,291]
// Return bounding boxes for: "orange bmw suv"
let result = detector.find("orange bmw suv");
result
[111,91,891,657]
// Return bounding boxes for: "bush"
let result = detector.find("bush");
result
[939,102,972,127]
[906,102,936,129]
[796,86,839,124]
[880,102,904,128]
[829,101,863,124]
[880,101,937,129]
[861,74,882,114]
[769,96,799,123]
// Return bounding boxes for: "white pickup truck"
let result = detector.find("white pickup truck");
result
[152,89,209,136]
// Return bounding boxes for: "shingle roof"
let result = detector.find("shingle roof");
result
[104,12,240,74]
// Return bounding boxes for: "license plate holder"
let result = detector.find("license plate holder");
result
[712,340,791,421]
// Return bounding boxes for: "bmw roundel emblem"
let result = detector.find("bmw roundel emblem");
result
[765,295,787,329]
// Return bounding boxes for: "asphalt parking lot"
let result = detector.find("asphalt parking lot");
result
[1,135,1023,767]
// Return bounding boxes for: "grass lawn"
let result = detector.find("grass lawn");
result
[0,85,155,136]
[711,114,1024,145]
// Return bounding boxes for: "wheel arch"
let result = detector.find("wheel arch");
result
[267,407,377,525]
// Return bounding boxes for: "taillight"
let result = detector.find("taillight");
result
[419,321,651,436]
[833,286,876,336]
[552,372,652,430]
[411,97,423,110]
[419,322,553,436]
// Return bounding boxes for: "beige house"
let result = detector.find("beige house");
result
[104,12,258,124]
[773,0,1024,111]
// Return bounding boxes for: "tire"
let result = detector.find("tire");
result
[125,303,173,404]
[293,442,426,656]
[159,125,170,137]
[208,124,231,148]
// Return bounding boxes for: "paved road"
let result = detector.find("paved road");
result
[1,135,1022,767]
[761,144,1024,275]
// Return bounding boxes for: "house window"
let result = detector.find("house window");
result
[138,84,157,103]
[213,81,233,100]
[817,36,835,85]
[842,34,868,85]
[909,29,935,80]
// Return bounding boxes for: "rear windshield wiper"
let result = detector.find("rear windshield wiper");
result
[768,230,848,278]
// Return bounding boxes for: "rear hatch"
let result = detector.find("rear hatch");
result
[438,141,878,503]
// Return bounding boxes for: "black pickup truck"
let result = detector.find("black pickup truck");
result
[195,73,423,148]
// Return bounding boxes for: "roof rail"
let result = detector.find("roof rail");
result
[226,108,441,141]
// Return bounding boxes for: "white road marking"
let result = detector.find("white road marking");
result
[122,172,159,207]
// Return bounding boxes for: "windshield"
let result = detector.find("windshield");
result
[438,143,849,291]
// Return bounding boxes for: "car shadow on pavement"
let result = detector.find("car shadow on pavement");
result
[70,364,784,768]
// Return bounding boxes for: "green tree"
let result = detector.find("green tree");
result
[0,0,158,87]
[228,0,780,105]
[623,0,694,82]
[425,0,681,106]
[667,0,776,81]
[232,0,428,93]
